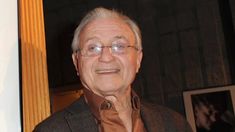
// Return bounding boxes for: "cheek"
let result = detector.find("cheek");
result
[128,55,138,69]
[122,56,138,76]
[78,58,95,80]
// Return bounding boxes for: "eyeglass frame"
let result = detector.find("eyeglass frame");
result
[75,43,140,57]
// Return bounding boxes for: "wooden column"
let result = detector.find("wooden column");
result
[19,0,51,131]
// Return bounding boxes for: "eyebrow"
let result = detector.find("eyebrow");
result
[83,35,130,45]
[84,36,99,43]
[111,36,131,44]
[85,35,129,41]
[113,35,128,40]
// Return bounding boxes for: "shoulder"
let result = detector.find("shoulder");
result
[33,96,88,132]
[141,101,184,120]
[33,110,70,132]
[141,101,193,132]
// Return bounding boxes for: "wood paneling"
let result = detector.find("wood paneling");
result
[19,0,50,131]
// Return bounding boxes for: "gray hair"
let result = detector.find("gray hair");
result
[71,7,142,52]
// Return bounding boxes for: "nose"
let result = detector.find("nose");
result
[98,46,115,62]
[209,114,217,122]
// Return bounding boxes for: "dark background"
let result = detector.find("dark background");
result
[43,0,235,115]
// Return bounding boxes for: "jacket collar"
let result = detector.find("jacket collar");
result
[140,102,164,132]
[63,95,166,132]
[64,96,99,132]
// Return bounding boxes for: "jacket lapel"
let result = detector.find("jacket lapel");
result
[141,102,182,132]
[65,96,99,132]
[141,102,165,132]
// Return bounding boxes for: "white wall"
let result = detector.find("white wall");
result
[0,0,21,131]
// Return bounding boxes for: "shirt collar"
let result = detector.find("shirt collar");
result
[83,88,141,120]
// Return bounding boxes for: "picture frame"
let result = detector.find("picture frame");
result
[183,85,235,132]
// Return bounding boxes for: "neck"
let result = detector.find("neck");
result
[104,87,132,111]
[104,87,133,132]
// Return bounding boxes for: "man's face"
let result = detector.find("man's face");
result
[195,103,217,130]
[72,17,142,97]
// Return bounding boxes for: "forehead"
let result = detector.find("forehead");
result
[80,17,135,42]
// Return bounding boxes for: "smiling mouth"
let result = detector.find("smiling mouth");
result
[95,69,120,74]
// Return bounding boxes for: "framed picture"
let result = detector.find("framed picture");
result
[183,85,235,132]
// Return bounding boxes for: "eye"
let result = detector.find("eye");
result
[87,44,102,53]
[111,39,128,52]
[112,43,126,51]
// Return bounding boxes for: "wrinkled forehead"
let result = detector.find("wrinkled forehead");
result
[79,17,135,43]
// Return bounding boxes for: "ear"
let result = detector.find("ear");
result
[72,53,79,76]
[136,51,143,73]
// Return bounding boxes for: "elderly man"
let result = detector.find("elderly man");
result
[34,7,192,132]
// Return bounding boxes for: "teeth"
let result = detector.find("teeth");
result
[96,69,120,74]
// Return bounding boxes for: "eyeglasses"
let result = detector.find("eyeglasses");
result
[76,43,139,57]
